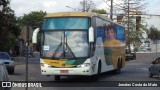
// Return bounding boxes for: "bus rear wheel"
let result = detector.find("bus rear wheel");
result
[114,58,122,74]
[55,75,60,81]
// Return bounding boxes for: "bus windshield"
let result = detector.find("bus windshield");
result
[42,31,89,59]
[43,17,90,30]
[41,17,90,59]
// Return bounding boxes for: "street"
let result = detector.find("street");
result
[10,53,160,90]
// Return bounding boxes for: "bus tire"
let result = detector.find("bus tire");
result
[148,69,153,78]
[115,58,122,74]
[149,73,153,78]
[97,61,101,78]
[98,61,101,74]
[91,60,101,81]
[55,75,60,81]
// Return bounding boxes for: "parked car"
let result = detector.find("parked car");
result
[149,57,160,78]
[125,48,136,61]
[0,62,11,90]
[0,52,15,74]
[139,46,151,52]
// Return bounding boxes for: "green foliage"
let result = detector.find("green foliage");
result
[18,11,47,29]
[148,26,160,41]
[0,32,16,51]
[92,9,107,14]
[0,0,19,52]
[125,16,143,48]
[7,32,16,49]
[17,11,46,51]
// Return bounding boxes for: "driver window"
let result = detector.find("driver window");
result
[157,59,160,64]
[155,58,160,64]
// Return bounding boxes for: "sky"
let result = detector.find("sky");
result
[10,0,160,29]
[10,0,124,16]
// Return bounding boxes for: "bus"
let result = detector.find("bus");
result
[32,12,126,80]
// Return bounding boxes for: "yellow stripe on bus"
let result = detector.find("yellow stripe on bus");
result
[45,12,93,18]
[43,59,76,68]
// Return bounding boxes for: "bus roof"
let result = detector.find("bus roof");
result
[45,12,96,18]
[45,12,124,27]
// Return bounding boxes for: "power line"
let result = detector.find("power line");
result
[103,0,111,7]
[131,14,160,17]
[106,13,160,17]
[110,0,113,20]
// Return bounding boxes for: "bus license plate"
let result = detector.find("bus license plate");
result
[60,70,68,73]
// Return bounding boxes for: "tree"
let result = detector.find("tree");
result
[0,0,18,52]
[119,0,148,51]
[18,11,46,29]
[148,26,160,43]
[18,11,46,51]
[125,15,145,48]
[102,0,148,51]
[92,9,107,14]
[79,0,95,12]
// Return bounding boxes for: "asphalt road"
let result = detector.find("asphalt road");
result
[9,53,160,90]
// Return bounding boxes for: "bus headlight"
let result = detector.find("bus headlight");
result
[77,63,90,68]
[41,63,52,68]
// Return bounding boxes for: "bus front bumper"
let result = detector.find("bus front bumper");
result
[41,67,92,76]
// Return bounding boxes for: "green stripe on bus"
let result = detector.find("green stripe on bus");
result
[65,59,86,65]
[65,60,75,65]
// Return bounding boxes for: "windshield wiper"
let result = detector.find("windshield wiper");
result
[51,42,62,59]
[51,32,63,59]
[64,32,76,59]
[65,43,76,59]
[51,31,77,59]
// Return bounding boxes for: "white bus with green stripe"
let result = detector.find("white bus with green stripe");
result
[32,12,126,80]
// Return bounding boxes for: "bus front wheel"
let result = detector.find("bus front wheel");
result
[90,61,101,81]
[97,61,101,74]
[96,61,101,79]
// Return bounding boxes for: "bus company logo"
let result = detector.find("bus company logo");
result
[2,82,11,87]
[50,62,59,64]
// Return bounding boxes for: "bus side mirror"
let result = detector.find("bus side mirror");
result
[89,27,94,42]
[32,28,40,44]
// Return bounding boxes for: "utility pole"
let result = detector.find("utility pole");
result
[25,25,29,90]
[83,0,85,12]
[127,0,130,50]
[110,0,113,20]
[126,0,138,50]
[127,0,130,32]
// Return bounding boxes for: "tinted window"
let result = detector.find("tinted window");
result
[155,58,160,64]
[0,53,10,59]
[96,17,125,42]
[42,31,89,58]
[158,60,160,64]
[43,17,90,30]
